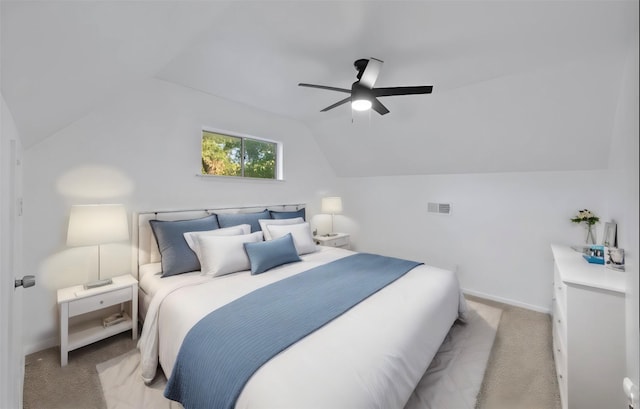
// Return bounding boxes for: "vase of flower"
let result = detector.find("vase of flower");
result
[571,209,599,245]
[585,224,596,244]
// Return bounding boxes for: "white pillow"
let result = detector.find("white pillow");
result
[266,222,317,255]
[258,217,304,240]
[183,224,251,260]
[196,231,263,277]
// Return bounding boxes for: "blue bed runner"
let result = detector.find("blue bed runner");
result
[164,253,422,409]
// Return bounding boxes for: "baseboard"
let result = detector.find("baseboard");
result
[462,288,551,314]
[23,335,58,356]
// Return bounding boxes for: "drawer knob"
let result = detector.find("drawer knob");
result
[557,319,561,324]
[557,286,562,290]
[100,300,104,304]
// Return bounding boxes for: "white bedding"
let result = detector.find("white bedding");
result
[137,262,205,321]
[138,247,467,409]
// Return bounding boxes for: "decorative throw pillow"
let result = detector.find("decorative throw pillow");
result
[197,231,263,277]
[183,224,250,261]
[270,208,306,220]
[266,222,317,255]
[216,210,270,233]
[244,233,301,275]
[149,215,219,277]
[258,217,304,240]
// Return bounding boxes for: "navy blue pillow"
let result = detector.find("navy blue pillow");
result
[243,233,301,275]
[270,208,306,220]
[216,210,270,233]
[149,215,219,277]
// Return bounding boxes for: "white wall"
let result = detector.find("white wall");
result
[338,170,608,311]
[21,79,337,353]
[607,39,639,400]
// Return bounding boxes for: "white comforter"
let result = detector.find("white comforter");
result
[138,247,467,409]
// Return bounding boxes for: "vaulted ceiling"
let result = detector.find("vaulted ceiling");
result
[2,1,638,176]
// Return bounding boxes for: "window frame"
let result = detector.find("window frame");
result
[200,128,283,181]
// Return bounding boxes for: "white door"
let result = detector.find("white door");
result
[1,137,24,407]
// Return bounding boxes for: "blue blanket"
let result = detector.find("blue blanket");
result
[164,253,422,409]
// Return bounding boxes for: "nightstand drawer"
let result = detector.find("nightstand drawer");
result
[324,236,349,248]
[68,287,131,317]
[313,233,350,249]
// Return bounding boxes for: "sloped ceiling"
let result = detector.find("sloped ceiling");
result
[2,1,638,176]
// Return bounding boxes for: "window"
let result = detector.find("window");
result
[201,130,281,180]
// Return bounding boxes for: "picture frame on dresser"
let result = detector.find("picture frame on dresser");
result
[606,247,625,271]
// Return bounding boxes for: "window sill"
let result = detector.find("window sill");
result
[195,174,285,183]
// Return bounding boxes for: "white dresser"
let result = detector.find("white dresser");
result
[551,244,626,409]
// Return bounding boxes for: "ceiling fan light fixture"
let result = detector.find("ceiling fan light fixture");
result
[299,57,433,116]
[351,98,372,111]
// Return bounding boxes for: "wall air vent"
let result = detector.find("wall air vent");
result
[428,202,452,215]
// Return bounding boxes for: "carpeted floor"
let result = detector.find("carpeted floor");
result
[23,296,560,409]
[469,295,561,409]
[24,331,137,409]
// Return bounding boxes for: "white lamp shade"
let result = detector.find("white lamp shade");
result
[67,204,129,246]
[321,197,343,214]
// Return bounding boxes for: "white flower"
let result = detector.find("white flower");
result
[571,209,599,225]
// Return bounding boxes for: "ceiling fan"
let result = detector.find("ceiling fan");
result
[299,57,433,115]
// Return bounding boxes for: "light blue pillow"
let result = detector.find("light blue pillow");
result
[149,215,219,277]
[243,233,301,275]
[216,210,270,233]
[270,209,306,220]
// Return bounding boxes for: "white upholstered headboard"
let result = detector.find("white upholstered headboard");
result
[132,204,305,279]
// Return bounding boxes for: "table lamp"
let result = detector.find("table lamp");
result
[321,197,342,236]
[67,204,129,289]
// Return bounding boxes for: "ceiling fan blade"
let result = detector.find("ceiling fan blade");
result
[358,58,383,89]
[299,83,351,94]
[371,98,390,115]
[320,96,352,112]
[373,85,433,97]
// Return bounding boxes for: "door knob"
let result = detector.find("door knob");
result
[15,275,35,288]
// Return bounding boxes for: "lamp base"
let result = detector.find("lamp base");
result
[84,278,113,290]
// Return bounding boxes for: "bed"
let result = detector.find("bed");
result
[135,205,467,409]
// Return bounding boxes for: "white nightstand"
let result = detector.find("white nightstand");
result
[314,233,350,249]
[57,274,138,366]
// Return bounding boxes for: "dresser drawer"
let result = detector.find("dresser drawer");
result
[552,321,566,373]
[552,321,568,409]
[557,368,567,409]
[553,264,566,310]
[552,299,567,343]
[68,287,131,317]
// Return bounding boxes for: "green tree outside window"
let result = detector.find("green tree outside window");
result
[201,130,277,179]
